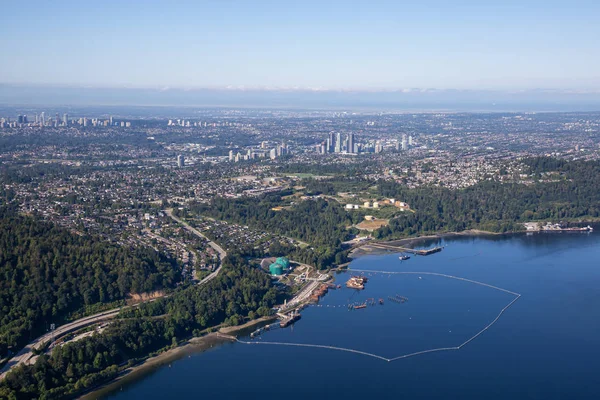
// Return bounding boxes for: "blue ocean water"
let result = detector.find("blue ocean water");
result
[101,233,600,400]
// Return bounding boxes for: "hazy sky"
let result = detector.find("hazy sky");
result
[1,0,599,90]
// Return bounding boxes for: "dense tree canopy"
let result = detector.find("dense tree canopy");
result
[289,158,600,240]
[0,210,179,358]
[373,157,600,238]
[187,197,358,268]
[0,257,281,400]
[189,197,355,247]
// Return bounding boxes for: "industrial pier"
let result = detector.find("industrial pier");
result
[279,312,301,328]
[367,242,443,255]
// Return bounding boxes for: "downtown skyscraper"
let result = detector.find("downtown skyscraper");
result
[335,132,341,153]
[347,132,355,154]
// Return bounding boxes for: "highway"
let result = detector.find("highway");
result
[0,310,120,380]
[0,209,227,381]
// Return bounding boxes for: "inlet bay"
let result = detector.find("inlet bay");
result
[99,232,600,400]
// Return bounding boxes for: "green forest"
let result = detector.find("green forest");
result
[373,157,600,238]
[2,156,599,398]
[0,210,180,359]
[186,197,361,268]
[0,256,281,399]
[189,157,600,250]
[188,196,356,247]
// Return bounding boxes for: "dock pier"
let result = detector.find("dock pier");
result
[277,312,301,328]
[367,243,443,256]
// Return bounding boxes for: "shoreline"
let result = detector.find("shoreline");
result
[79,334,228,400]
[349,229,511,258]
[79,316,277,400]
[349,222,597,259]
[81,225,595,398]
[219,315,277,335]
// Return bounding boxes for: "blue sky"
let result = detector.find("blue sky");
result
[1,0,599,90]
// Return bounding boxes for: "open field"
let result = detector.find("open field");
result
[356,219,389,231]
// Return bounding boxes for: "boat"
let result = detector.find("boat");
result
[379,298,384,305]
[353,304,367,310]
[398,253,410,261]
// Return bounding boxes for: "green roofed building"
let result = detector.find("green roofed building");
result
[269,263,284,276]
[275,257,290,269]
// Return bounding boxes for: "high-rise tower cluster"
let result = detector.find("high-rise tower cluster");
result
[320,132,357,154]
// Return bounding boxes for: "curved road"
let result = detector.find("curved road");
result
[0,310,120,380]
[164,209,227,285]
[0,209,227,381]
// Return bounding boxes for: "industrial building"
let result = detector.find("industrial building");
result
[269,263,284,275]
[268,256,291,276]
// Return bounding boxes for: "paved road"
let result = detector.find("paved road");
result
[165,209,226,259]
[280,262,329,312]
[0,310,120,380]
[0,210,227,381]
[286,280,321,309]
[164,209,227,285]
